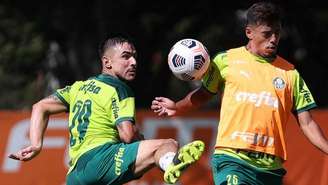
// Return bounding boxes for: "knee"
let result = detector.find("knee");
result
[162,138,178,148]
[168,138,178,146]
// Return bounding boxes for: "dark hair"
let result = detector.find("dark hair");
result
[246,2,282,26]
[98,37,135,59]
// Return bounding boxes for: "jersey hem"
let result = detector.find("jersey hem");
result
[115,117,135,126]
[295,103,317,114]
[214,148,284,170]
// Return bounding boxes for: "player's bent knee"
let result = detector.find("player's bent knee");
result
[135,139,177,171]
[145,138,178,149]
[163,138,178,147]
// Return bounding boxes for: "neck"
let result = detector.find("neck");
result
[102,69,116,78]
[245,43,257,55]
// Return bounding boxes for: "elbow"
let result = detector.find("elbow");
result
[32,102,49,116]
[32,102,42,112]
[120,134,134,143]
[117,122,140,143]
[120,131,138,143]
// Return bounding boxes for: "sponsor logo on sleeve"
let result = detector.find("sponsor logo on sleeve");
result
[112,98,119,119]
[300,89,313,103]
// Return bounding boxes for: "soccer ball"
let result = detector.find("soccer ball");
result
[168,38,210,81]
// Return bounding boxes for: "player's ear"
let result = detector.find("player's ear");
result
[102,56,112,69]
[245,26,253,40]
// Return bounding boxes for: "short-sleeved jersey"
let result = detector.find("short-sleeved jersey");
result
[202,46,317,160]
[55,74,135,173]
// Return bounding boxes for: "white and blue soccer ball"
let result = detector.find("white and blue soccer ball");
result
[168,38,210,81]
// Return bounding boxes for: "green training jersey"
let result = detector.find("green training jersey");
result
[55,74,135,173]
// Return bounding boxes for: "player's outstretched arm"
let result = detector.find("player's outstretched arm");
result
[8,94,67,161]
[151,87,213,117]
[297,110,328,154]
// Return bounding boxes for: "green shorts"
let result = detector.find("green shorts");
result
[211,154,286,185]
[66,141,141,185]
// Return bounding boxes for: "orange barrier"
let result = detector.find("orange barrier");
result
[0,110,327,185]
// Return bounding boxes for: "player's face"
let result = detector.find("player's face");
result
[246,22,281,58]
[109,42,137,81]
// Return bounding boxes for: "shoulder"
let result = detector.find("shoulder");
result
[212,47,245,62]
[94,75,134,101]
[273,55,295,71]
[56,80,84,94]
[213,51,228,62]
[212,48,234,71]
[112,81,134,101]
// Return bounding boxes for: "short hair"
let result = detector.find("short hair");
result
[246,2,282,26]
[98,37,135,59]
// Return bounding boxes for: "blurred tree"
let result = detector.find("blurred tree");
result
[0,0,327,109]
[0,3,47,109]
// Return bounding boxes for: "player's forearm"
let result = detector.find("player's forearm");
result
[301,120,328,154]
[29,102,50,149]
[175,87,212,115]
[175,95,197,115]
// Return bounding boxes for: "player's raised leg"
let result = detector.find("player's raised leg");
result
[134,139,205,184]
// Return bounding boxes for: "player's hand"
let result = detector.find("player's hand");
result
[8,145,41,161]
[151,97,177,116]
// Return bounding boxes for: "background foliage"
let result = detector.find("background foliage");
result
[0,0,327,109]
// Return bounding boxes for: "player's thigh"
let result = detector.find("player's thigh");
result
[66,169,82,185]
[135,139,177,170]
[213,167,248,185]
[256,168,286,185]
[211,163,248,184]
[211,154,255,185]
[211,154,285,185]
[68,142,141,185]
[98,142,141,184]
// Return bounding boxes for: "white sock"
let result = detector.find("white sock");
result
[159,152,176,171]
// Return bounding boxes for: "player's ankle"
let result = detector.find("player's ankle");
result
[159,152,176,171]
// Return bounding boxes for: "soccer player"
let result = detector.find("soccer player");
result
[8,37,205,185]
[151,2,328,185]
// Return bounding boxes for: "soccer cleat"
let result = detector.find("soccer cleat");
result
[164,140,205,184]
